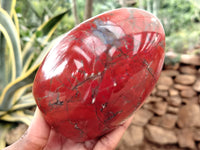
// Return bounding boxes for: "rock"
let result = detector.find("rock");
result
[145,96,163,103]
[156,90,168,98]
[169,88,179,96]
[6,124,28,145]
[182,97,199,105]
[161,70,179,77]
[164,62,180,70]
[177,103,200,128]
[194,129,200,141]
[153,101,168,115]
[199,96,200,104]
[174,84,191,90]
[117,63,200,150]
[150,114,177,129]
[157,76,173,86]
[151,88,156,95]
[177,128,196,149]
[145,125,177,145]
[180,65,197,74]
[167,106,179,114]
[132,108,153,126]
[175,74,196,85]
[180,54,200,66]
[193,79,200,92]
[150,116,161,126]
[180,89,196,98]
[146,101,168,116]
[150,116,162,126]
[143,103,154,111]
[157,84,170,91]
[160,114,177,129]
[122,125,144,147]
[167,96,182,107]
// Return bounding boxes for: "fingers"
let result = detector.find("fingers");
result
[94,115,134,150]
[24,107,51,149]
[4,108,50,150]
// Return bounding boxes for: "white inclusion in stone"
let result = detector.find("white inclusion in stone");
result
[102,104,106,109]
[125,43,128,49]
[90,73,94,77]
[113,82,117,87]
[84,73,88,78]
[71,72,74,77]
[92,97,96,104]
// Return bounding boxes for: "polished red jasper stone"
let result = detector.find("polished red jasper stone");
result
[33,8,165,142]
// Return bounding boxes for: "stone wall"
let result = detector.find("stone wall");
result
[117,55,200,150]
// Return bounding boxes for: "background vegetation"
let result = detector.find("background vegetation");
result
[16,0,200,53]
[0,0,200,148]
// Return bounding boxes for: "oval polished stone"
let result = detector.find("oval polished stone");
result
[33,8,165,142]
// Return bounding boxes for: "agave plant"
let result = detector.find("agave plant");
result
[0,0,69,148]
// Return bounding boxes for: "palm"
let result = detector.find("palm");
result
[4,108,133,150]
[43,129,97,150]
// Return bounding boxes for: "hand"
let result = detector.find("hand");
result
[4,108,133,150]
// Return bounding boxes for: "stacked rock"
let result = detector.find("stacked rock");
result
[117,55,200,150]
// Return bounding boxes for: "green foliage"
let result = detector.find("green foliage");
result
[138,0,200,53]
[161,0,200,52]
[166,24,200,53]
[16,0,72,46]
[158,0,200,36]
[0,0,69,148]
[92,0,121,16]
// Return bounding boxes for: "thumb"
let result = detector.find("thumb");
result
[4,108,51,150]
